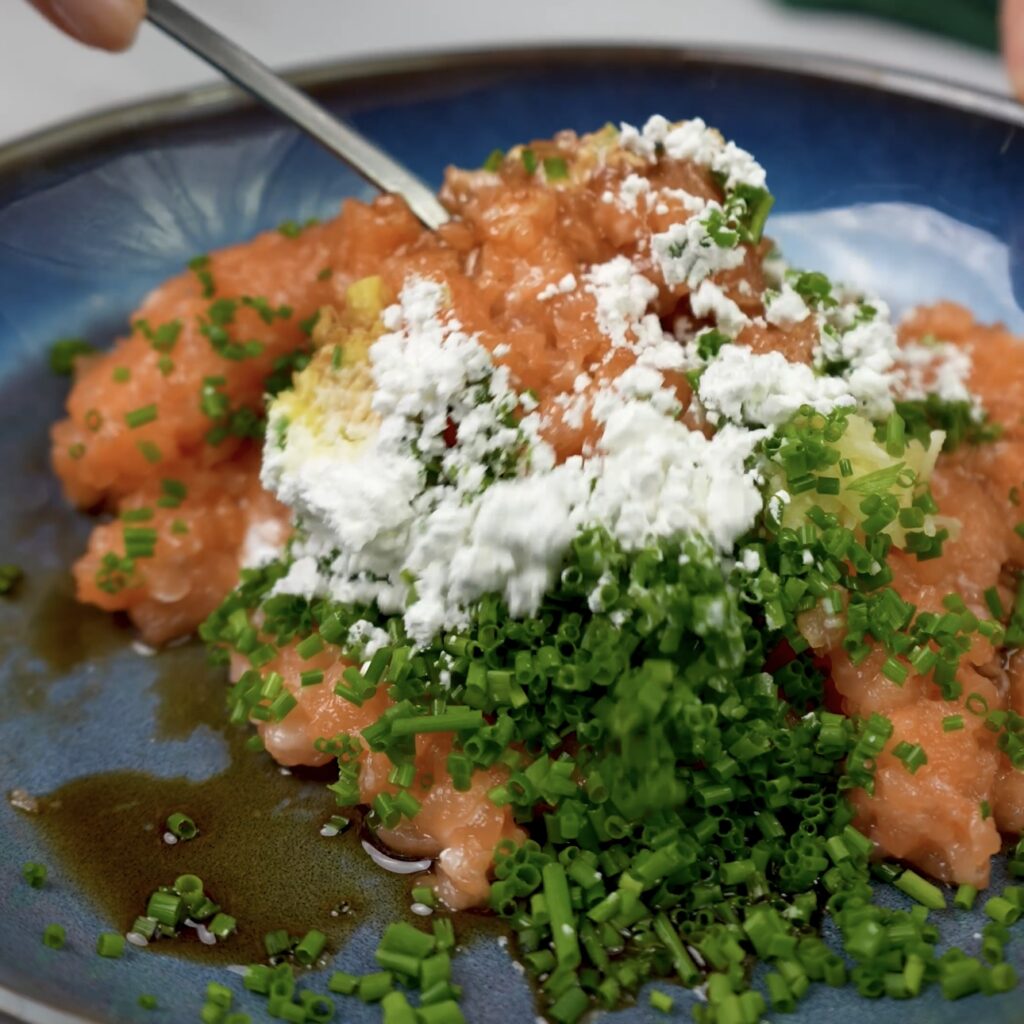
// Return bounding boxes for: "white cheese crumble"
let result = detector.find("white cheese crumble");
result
[763,283,810,327]
[690,280,750,338]
[896,339,975,406]
[652,204,746,289]
[583,256,661,349]
[619,114,767,191]
[537,273,578,302]
[698,344,856,427]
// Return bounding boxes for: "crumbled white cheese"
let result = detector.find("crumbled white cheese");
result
[586,401,767,554]
[537,273,578,302]
[896,339,974,406]
[652,204,746,289]
[583,256,661,349]
[347,619,391,659]
[619,115,767,191]
[690,280,750,338]
[698,344,855,427]
[617,173,651,212]
[814,297,902,419]
[763,283,810,327]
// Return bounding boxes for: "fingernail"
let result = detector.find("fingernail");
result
[49,0,145,51]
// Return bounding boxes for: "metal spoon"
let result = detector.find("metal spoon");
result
[145,0,450,231]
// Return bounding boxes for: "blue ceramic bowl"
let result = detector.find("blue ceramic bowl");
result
[1,47,1023,1024]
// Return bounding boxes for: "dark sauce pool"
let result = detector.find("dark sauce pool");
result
[18,603,423,965]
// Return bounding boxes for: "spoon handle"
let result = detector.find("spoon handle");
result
[146,0,450,230]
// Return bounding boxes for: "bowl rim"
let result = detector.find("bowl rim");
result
[1,41,1021,1024]
[0,42,1022,179]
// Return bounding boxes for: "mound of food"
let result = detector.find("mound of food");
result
[54,116,1024,1020]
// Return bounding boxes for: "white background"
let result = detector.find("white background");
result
[1,0,1014,145]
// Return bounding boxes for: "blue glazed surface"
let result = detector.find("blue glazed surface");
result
[1,52,1023,1024]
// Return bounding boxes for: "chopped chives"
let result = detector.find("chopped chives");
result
[984,586,1005,619]
[482,148,504,171]
[125,404,158,428]
[294,928,327,966]
[49,337,95,374]
[21,861,46,888]
[112,366,130,382]
[158,478,187,508]
[206,981,233,1008]
[390,710,484,735]
[209,913,237,939]
[96,932,125,958]
[138,994,157,1010]
[892,740,927,774]
[166,812,197,840]
[328,971,359,995]
[543,156,569,181]
[894,869,946,910]
[649,989,674,1013]
[985,896,1021,925]
[136,440,162,463]
[43,924,66,949]
[357,972,394,1002]
[942,714,964,732]
[146,891,184,927]
[295,634,325,660]
[520,148,538,175]
[264,929,292,957]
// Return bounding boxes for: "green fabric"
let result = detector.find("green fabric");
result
[778,0,999,51]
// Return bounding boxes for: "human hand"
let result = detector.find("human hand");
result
[29,0,146,52]
[1005,0,1024,99]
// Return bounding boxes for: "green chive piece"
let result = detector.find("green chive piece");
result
[22,861,46,888]
[984,896,1021,925]
[542,862,580,969]
[146,890,185,928]
[412,885,436,908]
[43,924,66,949]
[295,634,325,660]
[894,869,946,910]
[166,812,197,840]
[327,971,359,995]
[49,337,95,374]
[543,156,569,181]
[482,148,504,171]
[209,913,237,940]
[263,928,292,957]
[136,440,162,464]
[954,884,978,910]
[125,404,158,429]
[357,972,394,1002]
[0,564,24,596]
[138,994,157,1010]
[206,981,233,1008]
[294,928,327,966]
[96,932,125,958]
[520,148,538,175]
[649,990,674,1013]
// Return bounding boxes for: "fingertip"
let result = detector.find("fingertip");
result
[30,0,146,52]
[1001,0,1024,101]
